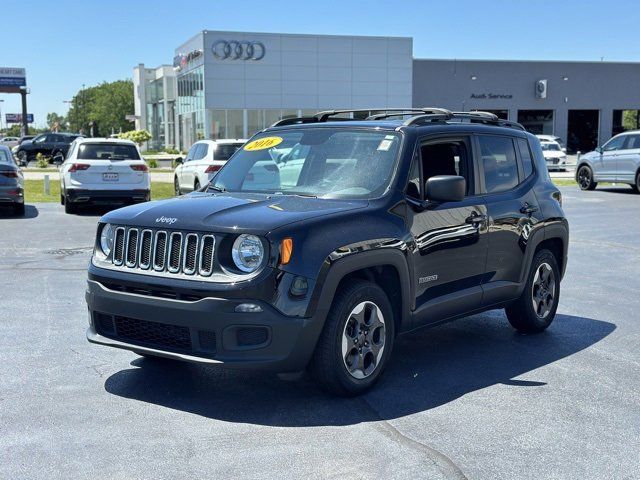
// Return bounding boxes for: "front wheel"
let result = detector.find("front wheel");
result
[309,279,395,396]
[194,179,201,192]
[577,165,597,190]
[16,151,27,166]
[506,249,560,333]
[174,177,181,196]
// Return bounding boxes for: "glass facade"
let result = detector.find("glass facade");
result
[206,109,317,140]
[141,72,176,151]
[177,66,205,148]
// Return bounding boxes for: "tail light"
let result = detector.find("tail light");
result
[1,171,20,178]
[130,164,149,172]
[205,164,221,174]
[68,163,90,172]
[552,190,562,207]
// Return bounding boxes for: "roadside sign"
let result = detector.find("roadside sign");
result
[0,67,26,93]
[6,113,34,123]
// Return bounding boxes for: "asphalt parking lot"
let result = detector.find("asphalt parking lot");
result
[1,186,639,480]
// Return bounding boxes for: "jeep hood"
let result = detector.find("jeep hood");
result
[101,191,368,234]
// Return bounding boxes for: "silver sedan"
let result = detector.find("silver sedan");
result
[0,144,25,215]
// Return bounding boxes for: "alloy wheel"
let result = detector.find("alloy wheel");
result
[531,262,556,319]
[578,167,591,189]
[341,301,386,379]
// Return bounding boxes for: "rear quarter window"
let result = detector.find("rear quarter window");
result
[478,135,519,193]
[517,138,534,178]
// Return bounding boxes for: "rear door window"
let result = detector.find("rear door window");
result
[194,143,208,160]
[516,138,534,178]
[478,135,519,193]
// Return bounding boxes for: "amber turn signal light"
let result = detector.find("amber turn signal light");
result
[280,238,293,265]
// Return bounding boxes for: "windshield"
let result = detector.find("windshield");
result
[77,143,140,160]
[211,128,402,199]
[215,143,244,160]
[541,143,561,151]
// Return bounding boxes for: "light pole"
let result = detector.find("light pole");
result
[63,100,73,132]
[0,99,4,132]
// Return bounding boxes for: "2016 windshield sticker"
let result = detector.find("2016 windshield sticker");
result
[377,135,396,151]
[244,136,283,151]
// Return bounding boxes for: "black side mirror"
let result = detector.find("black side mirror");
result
[174,157,183,165]
[425,175,465,203]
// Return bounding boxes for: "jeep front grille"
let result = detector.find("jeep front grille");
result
[109,227,216,278]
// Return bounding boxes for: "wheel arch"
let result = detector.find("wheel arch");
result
[308,248,412,335]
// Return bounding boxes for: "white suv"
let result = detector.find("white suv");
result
[174,139,246,195]
[60,138,150,214]
[540,140,568,171]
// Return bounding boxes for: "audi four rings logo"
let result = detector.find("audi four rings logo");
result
[212,40,266,61]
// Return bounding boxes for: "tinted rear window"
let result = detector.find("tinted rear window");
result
[214,144,243,161]
[0,150,13,163]
[77,143,140,160]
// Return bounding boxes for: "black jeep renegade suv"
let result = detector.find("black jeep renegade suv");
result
[86,108,568,396]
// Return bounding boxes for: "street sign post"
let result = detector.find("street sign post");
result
[0,67,29,135]
[6,113,34,123]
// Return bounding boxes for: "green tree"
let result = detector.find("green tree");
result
[46,112,66,131]
[623,110,640,131]
[67,79,134,136]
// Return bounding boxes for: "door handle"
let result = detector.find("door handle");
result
[465,213,487,226]
[520,203,539,214]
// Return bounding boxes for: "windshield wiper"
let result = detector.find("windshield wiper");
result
[206,184,226,193]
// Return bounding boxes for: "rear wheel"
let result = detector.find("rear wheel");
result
[194,179,201,192]
[577,165,597,190]
[309,279,394,396]
[64,198,77,214]
[16,151,27,166]
[632,171,640,193]
[506,249,560,333]
[60,192,65,205]
[174,177,181,196]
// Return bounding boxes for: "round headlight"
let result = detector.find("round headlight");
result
[100,223,114,257]
[231,234,264,273]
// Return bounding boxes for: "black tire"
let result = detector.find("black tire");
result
[64,198,77,214]
[16,150,27,166]
[60,192,65,205]
[505,249,560,333]
[194,179,201,192]
[13,203,25,216]
[309,279,395,396]
[174,177,181,196]
[577,165,597,191]
[632,171,640,193]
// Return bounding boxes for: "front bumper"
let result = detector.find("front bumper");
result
[67,188,150,205]
[85,279,323,372]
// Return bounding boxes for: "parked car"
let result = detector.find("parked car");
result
[0,136,20,149]
[540,140,568,171]
[15,132,81,165]
[85,108,568,396]
[576,130,640,192]
[536,134,566,153]
[59,138,150,214]
[0,145,24,215]
[173,139,246,195]
[11,136,35,156]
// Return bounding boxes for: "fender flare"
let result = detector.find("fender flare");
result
[307,248,412,333]
[517,221,569,290]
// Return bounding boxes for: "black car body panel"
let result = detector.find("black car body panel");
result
[86,113,569,372]
[16,132,80,161]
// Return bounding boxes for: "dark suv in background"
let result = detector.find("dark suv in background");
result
[15,132,81,165]
[86,108,568,396]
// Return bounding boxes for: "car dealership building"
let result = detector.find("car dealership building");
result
[134,30,640,153]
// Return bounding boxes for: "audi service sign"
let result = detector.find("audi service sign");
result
[6,113,34,124]
[0,67,26,93]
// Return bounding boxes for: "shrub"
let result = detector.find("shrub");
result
[165,148,180,155]
[117,130,152,146]
[35,153,49,168]
[148,159,158,169]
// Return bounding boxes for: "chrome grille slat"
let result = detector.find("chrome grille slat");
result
[113,227,126,266]
[125,228,139,268]
[109,227,218,279]
[198,235,215,277]
[182,233,199,275]
[139,230,153,269]
[167,232,183,273]
[153,231,167,271]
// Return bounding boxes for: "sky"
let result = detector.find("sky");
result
[2,0,640,128]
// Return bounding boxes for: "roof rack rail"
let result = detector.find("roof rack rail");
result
[269,116,319,127]
[402,111,526,131]
[314,107,451,122]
